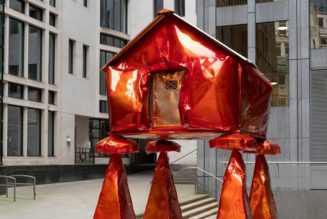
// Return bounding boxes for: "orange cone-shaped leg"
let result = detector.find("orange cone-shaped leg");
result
[94,154,136,219]
[217,150,252,219]
[249,154,278,219]
[143,151,182,219]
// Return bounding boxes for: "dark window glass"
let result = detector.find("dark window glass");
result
[68,39,75,73]
[216,24,248,57]
[9,0,25,13]
[310,0,327,49]
[175,0,185,16]
[89,119,109,157]
[217,0,247,7]
[256,0,281,3]
[100,50,115,95]
[100,33,128,48]
[28,87,42,102]
[99,100,108,113]
[28,26,42,81]
[29,4,43,21]
[7,105,23,156]
[154,0,163,17]
[100,0,127,33]
[8,83,24,99]
[49,13,56,27]
[83,45,88,78]
[9,18,24,77]
[49,0,56,7]
[84,0,88,7]
[48,91,55,105]
[27,108,41,156]
[0,0,3,79]
[256,21,289,106]
[49,33,56,84]
[48,111,55,156]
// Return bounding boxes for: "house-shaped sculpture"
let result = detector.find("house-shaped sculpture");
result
[100,9,272,144]
[94,10,280,219]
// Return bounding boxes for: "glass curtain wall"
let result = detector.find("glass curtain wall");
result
[216,24,248,57]
[100,0,127,33]
[310,0,327,49]
[256,21,289,106]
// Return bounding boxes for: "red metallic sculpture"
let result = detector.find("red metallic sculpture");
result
[95,9,280,219]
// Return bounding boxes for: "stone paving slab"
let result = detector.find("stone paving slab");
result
[0,171,196,219]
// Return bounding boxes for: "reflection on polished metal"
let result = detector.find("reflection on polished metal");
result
[217,150,252,219]
[209,132,257,152]
[152,70,186,127]
[144,140,182,219]
[256,139,281,155]
[102,9,272,139]
[94,154,136,219]
[96,134,138,154]
[250,155,278,219]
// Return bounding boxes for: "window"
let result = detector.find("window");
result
[100,33,128,48]
[175,0,185,16]
[8,83,24,99]
[7,105,23,156]
[28,26,42,81]
[100,0,127,33]
[89,119,109,156]
[154,0,163,17]
[49,33,56,84]
[27,108,41,156]
[217,0,247,7]
[48,111,55,156]
[256,0,282,3]
[83,0,88,7]
[48,91,55,105]
[68,39,75,73]
[100,50,115,95]
[216,24,248,57]
[49,0,56,7]
[83,45,88,78]
[99,100,108,113]
[9,0,25,13]
[9,18,24,77]
[49,13,56,27]
[0,0,3,80]
[28,87,42,102]
[29,4,43,21]
[311,1,327,49]
[256,21,289,106]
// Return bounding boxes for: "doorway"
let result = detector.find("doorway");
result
[150,70,186,128]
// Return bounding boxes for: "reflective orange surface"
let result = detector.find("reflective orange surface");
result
[94,154,136,219]
[104,10,272,139]
[256,139,281,155]
[144,151,182,219]
[209,132,257,152]
[152,70,186,127]
[217,150,252,219]
[249,155,278,219]
[96,134,138,154]
[146,140,181,153]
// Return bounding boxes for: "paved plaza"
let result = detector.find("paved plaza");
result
[0,171,200,219]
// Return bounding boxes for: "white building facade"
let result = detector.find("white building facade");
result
[0,0,197,177]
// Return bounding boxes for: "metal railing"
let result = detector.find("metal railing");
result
[75,148,94,164]
[170,149,197,165]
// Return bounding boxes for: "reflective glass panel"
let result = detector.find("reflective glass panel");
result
[256,21,289,106]
[310,0,327,49]
[9,18,24,77]
[8,82,24,99]
[8,105,23,156]
[27,108,41,156]
[217,0,247,7]
[28,26,42,81]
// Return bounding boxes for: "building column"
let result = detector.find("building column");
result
[248,0,256,62]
